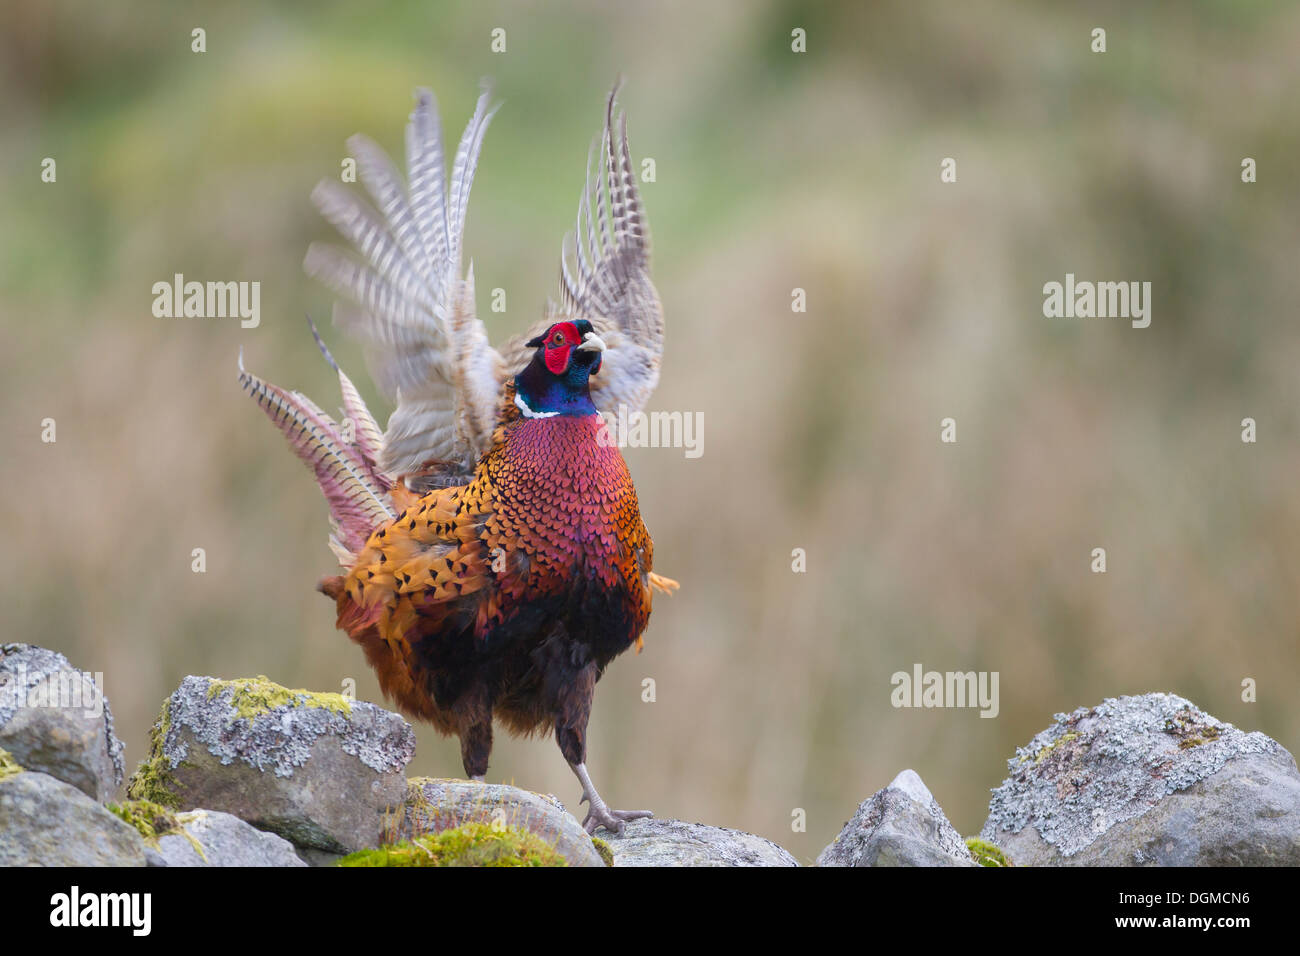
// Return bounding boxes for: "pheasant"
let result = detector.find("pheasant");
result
[239,82,677,834]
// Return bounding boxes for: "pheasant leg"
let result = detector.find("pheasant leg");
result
[570,761,652,835]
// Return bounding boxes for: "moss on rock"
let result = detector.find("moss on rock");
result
[965,837,1013,867]
[126,677,359,809]
[126,698,182,808]
[337,821,568,867]
[205,675,352,721]
[108,799,181,842]
[591,836,614,866]
[109,799,209,860]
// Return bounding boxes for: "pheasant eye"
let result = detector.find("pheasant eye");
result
[550,332,565,347]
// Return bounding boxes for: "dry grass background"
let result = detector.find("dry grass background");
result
[2,0,1299,861]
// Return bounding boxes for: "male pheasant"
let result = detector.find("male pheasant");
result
[239,82,676,833]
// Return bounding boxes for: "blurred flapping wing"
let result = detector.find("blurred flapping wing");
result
[305,86,504,480]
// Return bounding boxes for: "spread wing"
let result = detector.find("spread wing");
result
[304,85,504,480]
[501,82,663,416]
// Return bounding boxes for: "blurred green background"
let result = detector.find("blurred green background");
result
[3,1,1299,862]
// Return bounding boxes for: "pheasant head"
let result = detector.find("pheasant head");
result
[513,319,607,419]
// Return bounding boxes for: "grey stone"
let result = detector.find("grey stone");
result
[0,643,125,801]
[127,675,415,853]
[0,768,145,866]
[980,693,1300,866]
[394,777,605,867]
[606,818,798,866]
[817,769,976,867]
[152,809,306,867]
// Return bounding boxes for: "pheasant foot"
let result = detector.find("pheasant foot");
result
[570,761,652,835]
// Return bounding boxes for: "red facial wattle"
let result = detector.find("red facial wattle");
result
[543,321,583,374]
[545,342,573,374]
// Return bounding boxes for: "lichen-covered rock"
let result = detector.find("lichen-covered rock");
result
[126,675,415,853]
[817,769,975,867]
[605,818,798,866]
[980,693,1300,866]
[153,809,306,867]
[392,777,605,867]
[0,766,146,865]
[109,798,304,867]
[338,821,569,867]
[0,643,125,801]
[0,748,22,781]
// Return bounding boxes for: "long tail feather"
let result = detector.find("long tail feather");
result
[306,316,389,480]
[238,349,394,557]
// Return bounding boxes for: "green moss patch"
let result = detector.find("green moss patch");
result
[108,799,181,842]
[338,821,568,867]
[126,698,182,807]
[109,799,207,860]
[591,836,614,867]
[966,837,1012,867]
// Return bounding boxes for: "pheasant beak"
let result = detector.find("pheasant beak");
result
[577,331,606,353]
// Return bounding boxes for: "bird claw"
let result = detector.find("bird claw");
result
[570,762,651,834]
[582,805,653,835]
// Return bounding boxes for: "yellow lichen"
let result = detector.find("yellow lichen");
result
[1022,731,1081,765]
[0,748,23,782]
[1162,707,1225,749]
[205,675,352,720]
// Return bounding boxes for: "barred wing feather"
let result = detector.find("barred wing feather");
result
[304,86,504,479]
[501,83,663,417]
